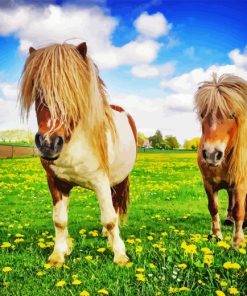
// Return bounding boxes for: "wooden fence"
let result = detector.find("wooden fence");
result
[0,144,38,158]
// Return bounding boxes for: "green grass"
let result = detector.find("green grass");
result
[0,153,246,296]
[0,142,34,147]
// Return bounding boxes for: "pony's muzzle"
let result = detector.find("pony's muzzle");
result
[35,133,64,160]
[202,148,224,166]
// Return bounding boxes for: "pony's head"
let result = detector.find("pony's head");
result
[19,42,116,169]
[195,73,247,182]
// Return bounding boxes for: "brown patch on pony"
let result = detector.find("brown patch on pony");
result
[19,43,116,173]
[111,176,130,221]
[42,159,73,205]
[110,104,138,145]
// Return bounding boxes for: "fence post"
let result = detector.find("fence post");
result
[11,146,14,158]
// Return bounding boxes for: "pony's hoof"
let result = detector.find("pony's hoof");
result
[223,219,234,226]
[233,237,244,250]
[114,254,129,266]
[48,251,65,267]
[208,234,222,241]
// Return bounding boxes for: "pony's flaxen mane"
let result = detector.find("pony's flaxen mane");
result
[19,43,116,173]
[195,73,247,184]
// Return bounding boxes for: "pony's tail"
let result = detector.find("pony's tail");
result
[111,176,130,223]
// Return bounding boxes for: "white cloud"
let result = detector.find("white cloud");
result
[109,93,200,144]
[134,12,172,39]
[131,62,175,78]
[0,5,167,70]
[229,48,247,70]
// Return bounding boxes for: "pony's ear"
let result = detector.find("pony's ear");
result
[76,42,87,59]
[29,47,36,54]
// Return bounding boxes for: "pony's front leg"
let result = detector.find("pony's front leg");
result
[47,176,73,267]
[204,182,223,240]
[232,187,246,248]
[95,177,128,266]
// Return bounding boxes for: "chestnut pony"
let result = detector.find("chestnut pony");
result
[195,73,247,248]
[19,42,137,266]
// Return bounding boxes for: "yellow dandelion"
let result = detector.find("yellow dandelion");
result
[1,242,11,248]
[147,235,153,241]
[14,238,24,243]
[44,263,52,269]
[36,271,44,276]
[217,241,230,250]
[56,280,66,287]
[179,287,190,292]
[201,247,212,254]
[2,267,12,273]
[220,281,227,287]
[136,268,145,273]
[127,239,135,244]
[98,288,109,295]
[228,287,239,295]
[72,279,81,285]
[168,287,178,293]
[216,291,226,296]
[223,262,240,270]
[178,263,187,270]
[85,255,93,261]
[135,273,145,282]
[97,248,106,253]
[239,248,246,254]
[136,246,143,254]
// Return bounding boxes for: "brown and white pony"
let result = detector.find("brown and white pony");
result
[195,73,247,248]
[19,42,137,266]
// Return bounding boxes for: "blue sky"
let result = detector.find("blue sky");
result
[0,0,247,143]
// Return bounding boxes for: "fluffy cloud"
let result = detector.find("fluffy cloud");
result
[0,5,167,69]
[229,48,247,70]
[134,12,172,38]
[131,62,175,78]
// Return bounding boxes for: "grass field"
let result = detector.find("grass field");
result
[0,152,246,296]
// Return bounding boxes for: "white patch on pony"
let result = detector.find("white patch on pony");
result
[51,109,136,188]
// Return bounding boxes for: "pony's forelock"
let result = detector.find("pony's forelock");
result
[19,43,116,173]
[195,73,247,184]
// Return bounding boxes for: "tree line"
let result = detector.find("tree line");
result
[138,130,200,150]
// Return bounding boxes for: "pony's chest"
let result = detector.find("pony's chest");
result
[50,137,99,189]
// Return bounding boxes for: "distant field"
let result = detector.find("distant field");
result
[0,152,246,295]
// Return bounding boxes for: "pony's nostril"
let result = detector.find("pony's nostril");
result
[53,136,64,152]
[215,151,223,161]
[202,149,207,160]
[35,133,43,148]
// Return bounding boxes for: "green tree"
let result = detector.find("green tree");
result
[184,137,200,150]
[149,130,163,149]
[165,135,180,149]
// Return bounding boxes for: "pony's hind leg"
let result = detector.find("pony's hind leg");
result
[204,182,223,240]
[47,176,73,267]
[95,176,129,266]
[103,177,130,248]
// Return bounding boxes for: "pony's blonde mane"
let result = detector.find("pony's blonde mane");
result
[19,43,116,173]
[195,73,247,185]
